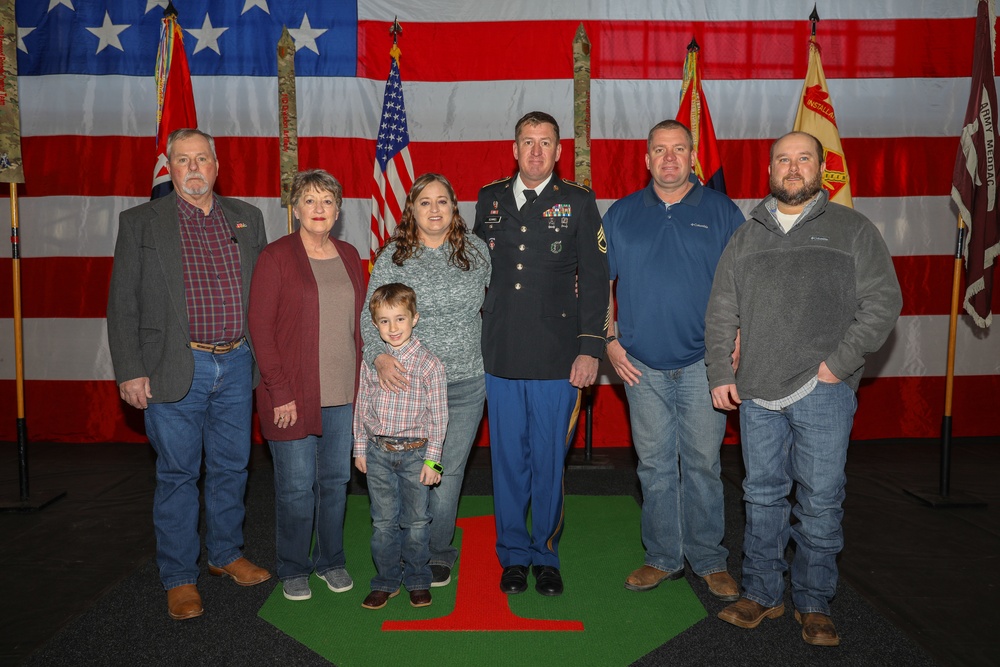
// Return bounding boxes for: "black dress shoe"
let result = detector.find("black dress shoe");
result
[500,565,529,594]
[532,565,564,596]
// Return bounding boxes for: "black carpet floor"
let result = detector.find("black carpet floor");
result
[2,440,997,666]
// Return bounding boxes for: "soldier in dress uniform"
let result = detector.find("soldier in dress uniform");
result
[473,111,609,597]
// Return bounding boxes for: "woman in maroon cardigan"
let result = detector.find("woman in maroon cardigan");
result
[248,169,366,602]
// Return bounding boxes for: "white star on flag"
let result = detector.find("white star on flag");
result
[187,15,229,56]
[242,0,270,15]
[17,26,35,53]
[86,12,130,55]
[288,13,327,55]
[48,0,73,11]
[144,1,168,14]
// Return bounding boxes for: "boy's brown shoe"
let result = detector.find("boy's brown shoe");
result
[361,589,399,610]
[409,589,432,607]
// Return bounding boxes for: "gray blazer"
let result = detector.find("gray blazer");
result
[107,191,268,404]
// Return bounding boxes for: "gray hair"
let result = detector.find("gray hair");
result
[290,169,344,209]
[166,128,217,161]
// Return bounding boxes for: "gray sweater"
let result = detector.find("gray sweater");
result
[705,191,902,399]
[363,236,491,384]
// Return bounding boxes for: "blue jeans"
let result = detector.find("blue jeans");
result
[739,380,857,614]
[144,345,253,590]
[429,375,486,568]
[365,441,431,592]
[624,356,728,576]
[270,404,353,581]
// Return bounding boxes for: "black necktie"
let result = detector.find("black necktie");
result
[521,189,537,211]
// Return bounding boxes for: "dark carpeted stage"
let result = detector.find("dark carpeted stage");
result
[1,440,997,666]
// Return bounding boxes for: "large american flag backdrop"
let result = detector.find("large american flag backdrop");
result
[2,0,998,445]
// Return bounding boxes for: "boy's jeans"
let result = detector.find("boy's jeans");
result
[365,440,431,592]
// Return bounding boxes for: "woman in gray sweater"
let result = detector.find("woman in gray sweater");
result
[363,173,492,587]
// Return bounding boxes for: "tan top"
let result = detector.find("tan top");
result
[310,256,355,407]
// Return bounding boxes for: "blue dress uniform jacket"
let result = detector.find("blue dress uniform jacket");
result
[473,175,609,379]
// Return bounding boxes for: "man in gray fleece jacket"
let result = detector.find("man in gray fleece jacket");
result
[704,132,902,647]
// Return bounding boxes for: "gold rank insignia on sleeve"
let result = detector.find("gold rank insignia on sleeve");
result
[562,179,592,192]
[597,224,607,254]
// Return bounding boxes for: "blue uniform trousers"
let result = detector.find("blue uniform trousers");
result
[485,374,580,568]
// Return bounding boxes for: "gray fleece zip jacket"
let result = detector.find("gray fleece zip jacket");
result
[705,191,902,400]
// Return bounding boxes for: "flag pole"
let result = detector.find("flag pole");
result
[277,26,298,235]
[0,0,65,512]
[568,23,607,467]
[903,215,985,507]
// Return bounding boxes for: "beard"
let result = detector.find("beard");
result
[770,171,823,207]
[181,173,210,196]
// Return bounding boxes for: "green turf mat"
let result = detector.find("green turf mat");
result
[259,495,706,666]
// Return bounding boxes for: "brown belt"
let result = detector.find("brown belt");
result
[373,436,428,452]
[189,337,245,354]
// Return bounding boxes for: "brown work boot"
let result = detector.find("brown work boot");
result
[208,557,272,586]
[166,584,203,620]
[795,610,841,646]
[624,564,684,592]
[702,571,740,601]
[718,597,784,628]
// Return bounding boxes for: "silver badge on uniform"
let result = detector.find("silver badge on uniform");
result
[550,241,562,254]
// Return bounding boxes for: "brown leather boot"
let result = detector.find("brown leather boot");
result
[795,610,841,646]
[718,597,784,628]
[208,557,272,586]
[166,584,203,620]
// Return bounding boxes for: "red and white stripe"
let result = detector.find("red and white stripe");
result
[1,0,997,443]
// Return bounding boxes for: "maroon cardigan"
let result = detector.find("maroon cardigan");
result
[248,232,366,442]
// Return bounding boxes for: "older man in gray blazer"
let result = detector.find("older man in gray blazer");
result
[107,128,270,621]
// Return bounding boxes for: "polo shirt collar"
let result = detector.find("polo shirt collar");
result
[642,174,703,208]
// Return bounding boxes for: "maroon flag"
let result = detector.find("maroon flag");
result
[151,6,197,200]
[953,0,999,328]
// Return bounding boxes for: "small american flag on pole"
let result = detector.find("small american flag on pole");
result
[369,40,414,269]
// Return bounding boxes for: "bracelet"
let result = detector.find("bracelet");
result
[424,460,443,474]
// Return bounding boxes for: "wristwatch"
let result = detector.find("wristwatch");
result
[605,335,617,346]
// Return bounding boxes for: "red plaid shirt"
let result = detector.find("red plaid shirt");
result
[353,336,448,462]
[177,196,244,344]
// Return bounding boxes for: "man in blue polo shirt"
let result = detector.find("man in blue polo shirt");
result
[603,119,743,601]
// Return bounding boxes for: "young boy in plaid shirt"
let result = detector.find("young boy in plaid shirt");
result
[353,283,448,610]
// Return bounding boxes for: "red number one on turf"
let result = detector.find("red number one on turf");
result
[382,515,584,631]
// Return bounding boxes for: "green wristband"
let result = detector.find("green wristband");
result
[424,460,443,474]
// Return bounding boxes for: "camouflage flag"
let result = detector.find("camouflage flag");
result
[573,23,591,187]
[278,27,298,208]
[0,0,24,184]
